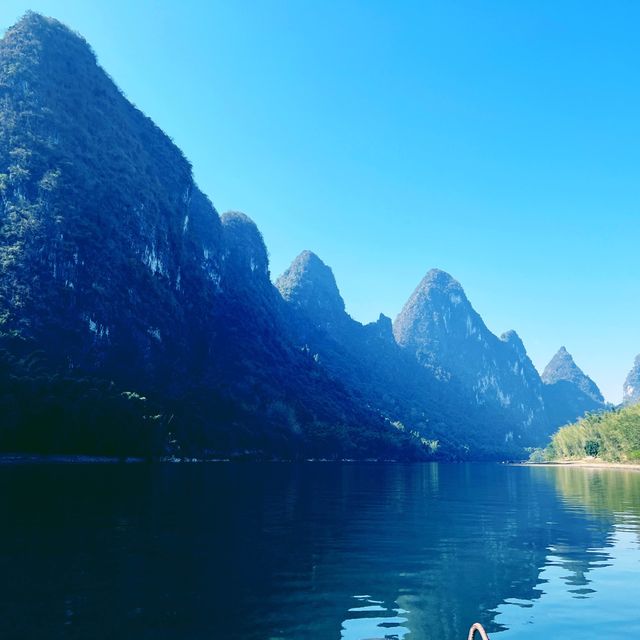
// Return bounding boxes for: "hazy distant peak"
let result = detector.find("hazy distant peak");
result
[396,269,468,323]
[290,249,326,270]
[393,266,549,437]
[623,354,640,406]
[393,267,475,347]
[542,347,576,379]
[275,250,346,320]
[418,268,465,293]
[542,347,604,403]
[278,250,337,286]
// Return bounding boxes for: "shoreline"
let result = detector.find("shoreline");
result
[8,455,640,469]
[521,459,640,472]
[0,453,510,465]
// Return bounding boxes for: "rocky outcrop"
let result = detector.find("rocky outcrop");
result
[540,347,606,427]
[623,355,640,406]
[276,250,347,331]
[542,347,604,403]
[393,269,549,443]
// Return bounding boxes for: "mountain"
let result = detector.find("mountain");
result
[541,347,606,427]
[276,253,532,458]
[392,269,549,444]
[276,250,348,331]
[623,355,640,406]
[542,347,604,402]
[0,12,610,461]
[0,13,427,460]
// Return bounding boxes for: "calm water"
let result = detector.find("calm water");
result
[0,463,639,639]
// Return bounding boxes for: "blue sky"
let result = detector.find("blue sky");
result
[2,1,638,402]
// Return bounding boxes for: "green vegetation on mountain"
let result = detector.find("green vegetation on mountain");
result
[0,13,435,461]
[0,13,618,461]
[541,403,640,462]
[0,334,167,457]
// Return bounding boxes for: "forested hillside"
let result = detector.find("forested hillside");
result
[0,13,612,460]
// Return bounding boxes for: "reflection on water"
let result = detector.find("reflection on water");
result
[551,466,640,519]
[490,467,640,639]
[0,462,638,639]
[494,524,640,638]
[342,596,410,640]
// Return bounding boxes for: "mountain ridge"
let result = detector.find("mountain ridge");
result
[0,12,433,461]
[0,12,615,460]
[541,347,606,428]
[393,267,550,441]
[542,346,604,403]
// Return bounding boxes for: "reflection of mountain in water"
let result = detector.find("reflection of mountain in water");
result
[341,595,410,640]
[494,467,640,639]
[0,463,622,640]
[547,466,640,521]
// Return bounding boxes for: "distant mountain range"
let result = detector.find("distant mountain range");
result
[0,13,632,460]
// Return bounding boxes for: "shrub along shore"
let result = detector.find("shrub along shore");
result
[530,403,640,464]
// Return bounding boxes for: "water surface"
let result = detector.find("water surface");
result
[0,462,638,639]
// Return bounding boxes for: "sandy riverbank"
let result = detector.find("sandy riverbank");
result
[521,459,640,471]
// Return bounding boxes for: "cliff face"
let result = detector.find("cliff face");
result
[1,13,610,460]
[623,355,640,406]
[393,270,549,443]
[277,256,545,455]
[0,13,224,389]
[0,13,431,460]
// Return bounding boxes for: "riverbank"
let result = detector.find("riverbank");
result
[0,453,146,464]
[522,458,640,471]
[0,453,438,464]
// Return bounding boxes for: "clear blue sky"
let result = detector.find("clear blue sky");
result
[3,1,639,402]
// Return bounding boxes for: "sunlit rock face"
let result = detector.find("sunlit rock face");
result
[623,355,640,406]
[541,347,606,427]
[393,269,550,442]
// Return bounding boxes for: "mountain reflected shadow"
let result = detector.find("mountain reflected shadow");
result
[547,466,640,521]
[493,466,640,638]
[0,462,635,640]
